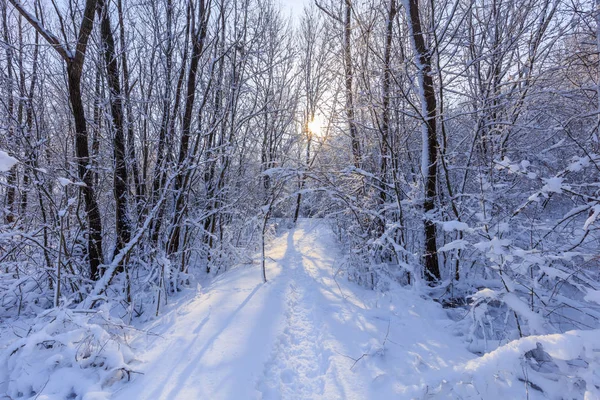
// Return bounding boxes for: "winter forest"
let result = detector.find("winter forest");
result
[0,0,599,398]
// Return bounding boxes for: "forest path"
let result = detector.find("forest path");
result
[112,219,474,399]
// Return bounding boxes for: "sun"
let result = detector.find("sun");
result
[307,115,323,136]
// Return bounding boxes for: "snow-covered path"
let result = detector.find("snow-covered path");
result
[112,219,475,399]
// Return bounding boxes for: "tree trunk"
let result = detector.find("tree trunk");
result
[67,67,104,280]
[293,114,312,224]
[149,0,176,244]
[344,0,361,168]
[117,0,144,214]
[2,0,16,224]
[97,0,131,259]
[380,0,396,205]
[596,0,600,151]
[404,0,440,282]
[10,0,103,279]
[167,0,211,257]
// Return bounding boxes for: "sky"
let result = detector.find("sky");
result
[279,0,310,20]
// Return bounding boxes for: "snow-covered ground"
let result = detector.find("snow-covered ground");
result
[109,219,478,399]
[3,219,598,399]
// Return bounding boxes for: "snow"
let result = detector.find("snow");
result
[109,220,477,399]
[0,150,18,172]
[541,176,567,194]
[528,192,541,202]
[567,156,590,172]
[441,220,471,232]
[439,239,468,252]
[585,289,600,305]
[0,308,133,400]
[4,220,597,399]
[472,288,498,301]
[451,329,600,399]
[474,237,511,257]
[503,292,546,334]
[57,177,73,186]
[57,177,86,187]
[495,156,531,174]
[584,204,600,230]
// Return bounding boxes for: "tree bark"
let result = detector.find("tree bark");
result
[380,0,396,206]
[2,0,16,224]
[167,0,211,257]
[404,0,441,282]
[117,0,144,214]
[97,0,131,259]
[344,0,361,168]
[67,67,104,280]
[10,0,104,279]
[149,0,176,244]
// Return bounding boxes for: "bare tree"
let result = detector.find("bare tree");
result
[403,0,440,282]
[8,0,104,279]
[97,0,131,260]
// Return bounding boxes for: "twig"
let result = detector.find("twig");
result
[350,353,369,370]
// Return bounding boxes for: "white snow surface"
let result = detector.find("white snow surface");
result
[105,220,600,399]
[438,239,468,252]
[441,220,471,232]
[6,220,595,399]
[108,220,475,399]
[57,177,74,186]
[542,176,567,194]
[0,150,18,172]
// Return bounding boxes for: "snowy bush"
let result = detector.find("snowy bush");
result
[0,307,134,400]
[428,330,600,399]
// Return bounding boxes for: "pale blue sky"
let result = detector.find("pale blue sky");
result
[279,0,310,20]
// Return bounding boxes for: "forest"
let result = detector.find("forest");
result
[0,0,599,398]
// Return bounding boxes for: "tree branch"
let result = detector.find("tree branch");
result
[73,0,98,68]
[314,0,343,23]
[7,0,72,61]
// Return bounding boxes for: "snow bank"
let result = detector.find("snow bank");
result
[427,329,600,399]
[0,150,18,172]
[463,330,599,399]
[0,308,135,400]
